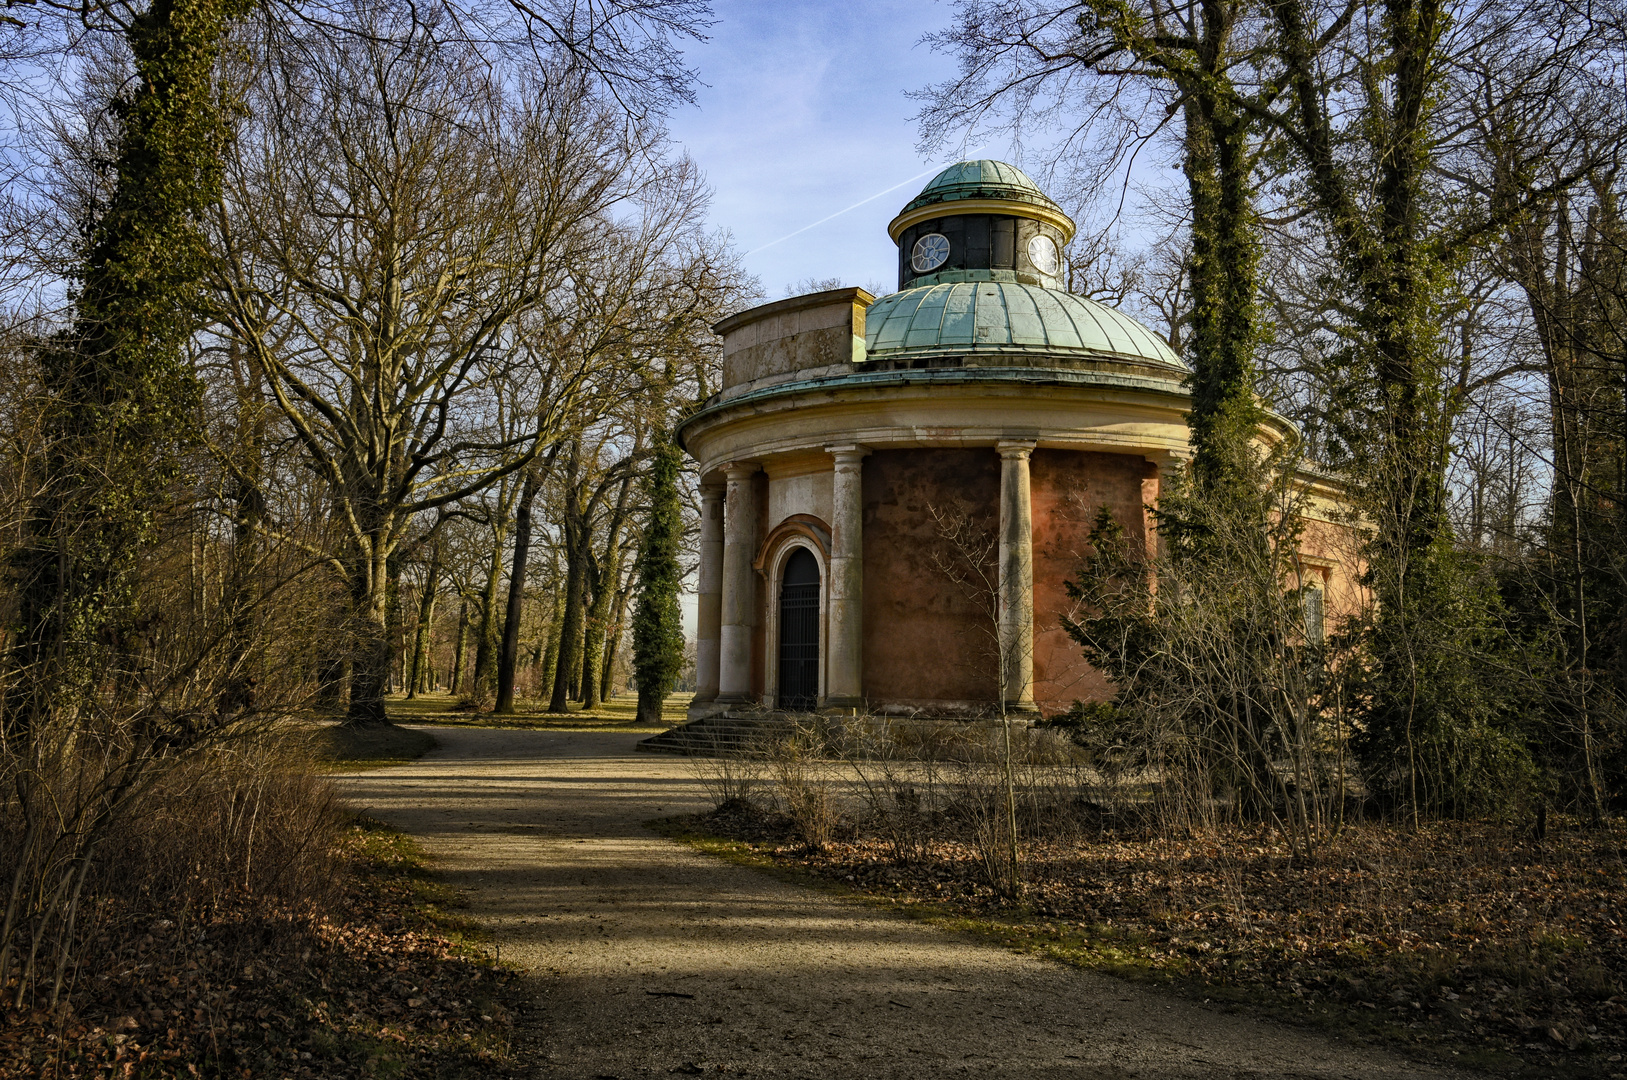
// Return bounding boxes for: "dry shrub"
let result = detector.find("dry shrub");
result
[690,742,767,809]
[99,733,344,921]
[847,724,944,864]
[0,726,343,1012]
[767,720,843,850]
[841,716,1097,891]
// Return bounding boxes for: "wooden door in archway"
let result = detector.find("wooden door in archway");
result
[777,548,820,710]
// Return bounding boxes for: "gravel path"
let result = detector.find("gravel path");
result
[336,726,1465,1079]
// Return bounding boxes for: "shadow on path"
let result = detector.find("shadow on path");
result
[337,727,1465,1079]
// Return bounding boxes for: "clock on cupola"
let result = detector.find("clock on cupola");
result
[888,160,1073,290]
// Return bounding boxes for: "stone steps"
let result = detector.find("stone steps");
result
[635,715,797,756]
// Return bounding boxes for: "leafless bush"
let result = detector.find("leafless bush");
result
[766,719,843,850]
[0,723,342,1011]
[846,720,951,863]
[689,741,767,809]
[0,422,339,1010]
[842,716,1106,892]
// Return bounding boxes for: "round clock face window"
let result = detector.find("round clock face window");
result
[911,233,950,273]
[1027,234,1060,275]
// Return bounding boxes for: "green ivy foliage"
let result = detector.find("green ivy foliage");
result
[631,438,685,725]
[7,0,252,727]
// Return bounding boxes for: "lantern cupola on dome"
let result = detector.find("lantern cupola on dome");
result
[888,160,1076,292]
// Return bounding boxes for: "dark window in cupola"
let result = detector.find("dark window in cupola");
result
[992,217,1015,269]
[899,213,1032,288]
[963,215,990,269]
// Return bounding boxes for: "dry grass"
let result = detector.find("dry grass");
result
[676,718,1627,1076]
[0,726,525,1078]
[308,722,438,770]
[384,691,688,730]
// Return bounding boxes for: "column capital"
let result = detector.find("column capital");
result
[825,443,870,463]
[699,479,726,497]
[996,439,1037,459]
[722,460,761,480]
[1143,450,1189,478]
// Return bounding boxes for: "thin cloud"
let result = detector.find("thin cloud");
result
[744,152,985,257]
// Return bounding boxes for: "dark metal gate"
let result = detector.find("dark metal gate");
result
[778,548,820,710]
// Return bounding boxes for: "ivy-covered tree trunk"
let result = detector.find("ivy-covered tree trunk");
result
[1272,0,1527,818]
[632,441,684,725]
[5,0,251,734]
[1174,5,1266,508]
[539,589,565,704]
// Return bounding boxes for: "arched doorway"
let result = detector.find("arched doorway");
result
[778,547,820,710]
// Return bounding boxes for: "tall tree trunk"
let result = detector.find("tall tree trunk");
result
[539,589,565,704]
[494,469,541,714]
[451,597,470,694]
[580,473,635,709]
[3,0,249,737]
[408,542,441,699]
[222,349,267,682]
[384,554,404,694]
[549,444,587,713]
[471,534,506,692]
[346,542,393,725]
[633,441,684,725]
[600,559,635,702]
[1178,2,1266,507]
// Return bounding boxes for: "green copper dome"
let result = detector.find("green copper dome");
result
[899,160,1064,217]
[865,281,1185,369]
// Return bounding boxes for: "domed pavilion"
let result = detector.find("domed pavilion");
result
[678,161,1350,718]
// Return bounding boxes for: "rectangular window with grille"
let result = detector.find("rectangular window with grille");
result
[1303,586,1325,646]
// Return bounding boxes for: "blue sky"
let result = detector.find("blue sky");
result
[665,0,1024,298]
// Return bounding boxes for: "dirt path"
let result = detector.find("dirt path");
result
[337,727,1465,1079]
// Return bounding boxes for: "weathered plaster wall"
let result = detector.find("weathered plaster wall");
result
[1027,450,1154,713]
[861,448,1001,706]
[767,466,834,527]
[1296,511,1368,628]
[718,291,869,396]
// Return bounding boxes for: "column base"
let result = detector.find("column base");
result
[715,691,755,705]
[686,698,733,722]
[821,696,864,715]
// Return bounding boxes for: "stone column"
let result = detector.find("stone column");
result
[1144,451,1188,559]
[824,444,869,710]
[717,462,760,704]
[693,481,725,704]
[997,440,1037,712]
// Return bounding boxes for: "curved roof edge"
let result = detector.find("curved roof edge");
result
[676,366,1195,449]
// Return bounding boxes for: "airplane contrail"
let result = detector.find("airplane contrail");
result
[745,151,988,258]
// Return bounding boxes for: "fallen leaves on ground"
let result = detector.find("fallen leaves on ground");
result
[1,819,524,1079]
[693,802,1627,1076]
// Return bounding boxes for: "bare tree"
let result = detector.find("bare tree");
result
[208,21,669,722]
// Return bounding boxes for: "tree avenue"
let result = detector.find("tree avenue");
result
[208,20,703,723]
